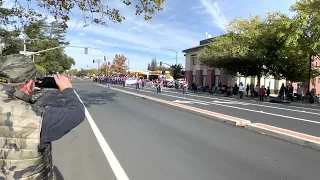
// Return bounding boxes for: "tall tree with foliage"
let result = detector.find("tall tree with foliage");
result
[290,0,320,87]
[169,64,184,80]
[199,7,320,84]
[76,68,88,77]
[199,15,268,85]
[0,0,165,30]
[110,54,127,73]
[24,19,75,74]
[66,69,78,76]
[0,28,22,55]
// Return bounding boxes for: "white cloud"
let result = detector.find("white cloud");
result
[64,2,203,70]
[198,0,228,30]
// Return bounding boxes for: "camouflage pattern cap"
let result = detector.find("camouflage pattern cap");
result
[0,54,44,84]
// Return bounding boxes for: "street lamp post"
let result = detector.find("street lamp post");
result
[168,49,178,65]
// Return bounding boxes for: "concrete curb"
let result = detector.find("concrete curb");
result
[96,84,320,150]
[96,84,251,127]
[245,123,320,151]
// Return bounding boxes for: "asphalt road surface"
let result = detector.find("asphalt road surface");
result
[42,79,320,180]
[113,84,320,138]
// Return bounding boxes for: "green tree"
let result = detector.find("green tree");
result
[0,0,165,30]
[199,10,320,84]
[0,28,23,55]
[24,19,75,74]
[290,0,320,85]
[76,68,88,77]
[35,64,47,74]
[88,68,99,76]
[199,15,268,85]
[66,69,78,76]
[169,64,184,80]
[261,12,317,82]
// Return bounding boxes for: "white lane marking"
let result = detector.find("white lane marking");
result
[127,86,320,115]
[172,100,210,105]
[74,90,130,180]
[169,88,320,111]
[123,87,320,125]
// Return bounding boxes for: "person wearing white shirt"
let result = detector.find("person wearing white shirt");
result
[239,82,245,98]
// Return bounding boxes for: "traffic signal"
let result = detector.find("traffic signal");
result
[104,56,106,61]
[84,47,88,54]
[93,59,95,63]
[160,61,162,66]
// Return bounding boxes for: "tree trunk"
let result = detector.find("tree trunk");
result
[257,74,261,86]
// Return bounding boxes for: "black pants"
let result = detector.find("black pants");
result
[240,91,243,98]
[259,96,264,101]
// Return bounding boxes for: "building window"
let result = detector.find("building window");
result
[192,75,196,83]
[191,55,197,65]
[202,75,207,86]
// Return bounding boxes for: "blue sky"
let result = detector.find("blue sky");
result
[3,0,297,70]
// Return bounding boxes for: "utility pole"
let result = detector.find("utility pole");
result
[0,37,5,55]
[23,33,27,55]
[127,58,130,69]
[168,49,178,65]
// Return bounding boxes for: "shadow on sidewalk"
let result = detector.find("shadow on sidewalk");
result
[54,166,64,180]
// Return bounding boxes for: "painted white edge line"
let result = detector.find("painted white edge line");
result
[74,90,130,180]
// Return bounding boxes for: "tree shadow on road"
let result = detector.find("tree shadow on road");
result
[54,166,64,180]
[75,90,117,107]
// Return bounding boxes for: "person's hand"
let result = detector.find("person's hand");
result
[54,75,72,92]
[33,87,41,91]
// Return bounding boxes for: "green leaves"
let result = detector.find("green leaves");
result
[198,1,320,83]
[0,0,166,30]
[169,64,183,80]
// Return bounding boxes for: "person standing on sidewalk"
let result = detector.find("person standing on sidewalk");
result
[0,54,85,179]
[296,85,303,103]
[182,78,188,94]
[239,82,244,98]
[266,86,270,100]
[259,85,266,101]
[246,84,249,97]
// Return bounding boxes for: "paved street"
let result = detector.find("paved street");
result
[39,79,320,180]
[112,84,320,138]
